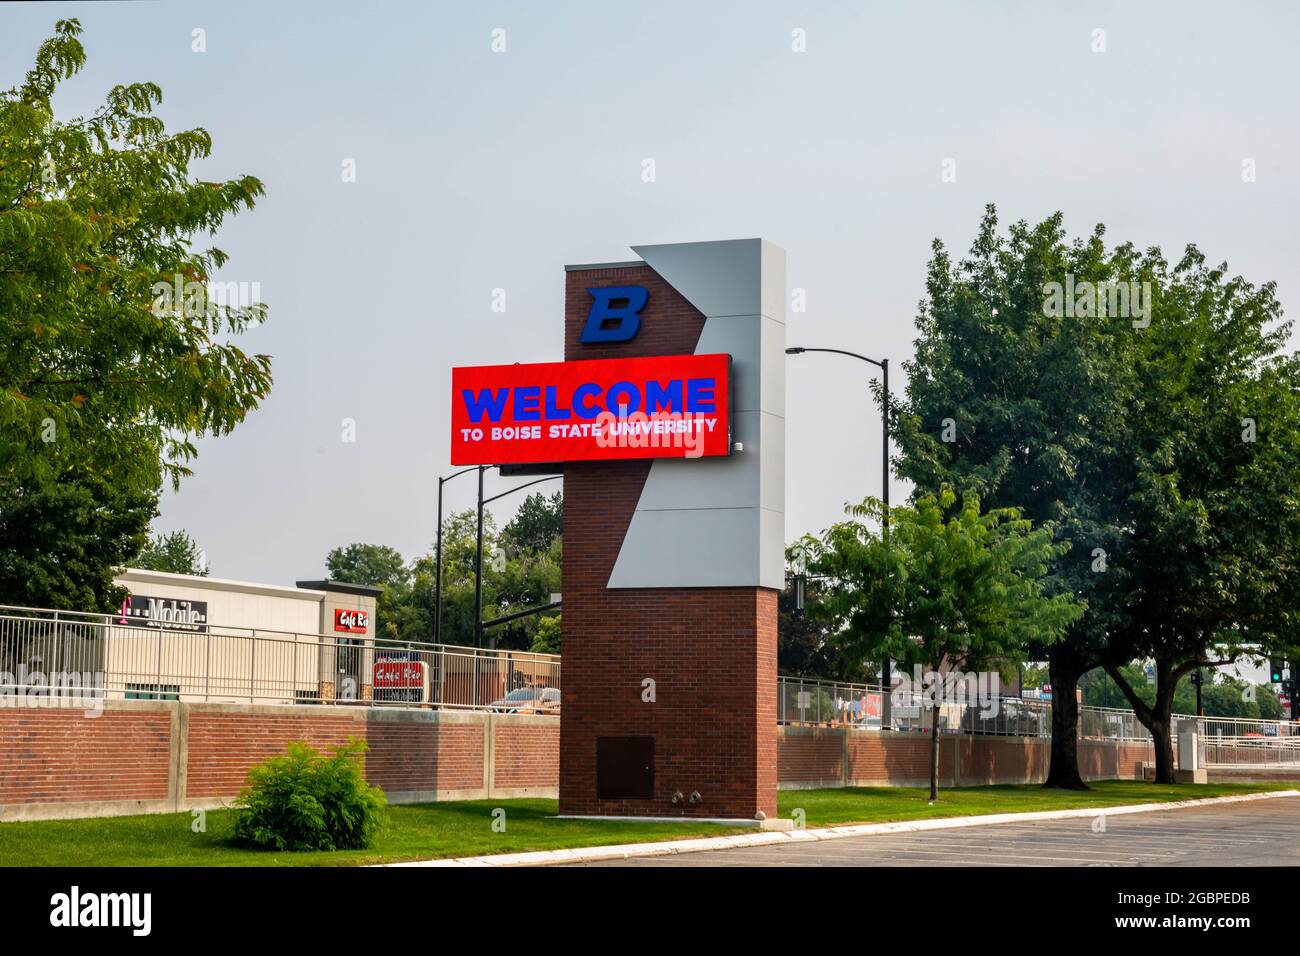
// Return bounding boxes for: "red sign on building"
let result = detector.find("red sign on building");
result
[334,608,368,633]
[451,353,731,465]
[373,659,427,689]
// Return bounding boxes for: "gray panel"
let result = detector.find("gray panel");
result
[758,411,785,514]
[758,314,787,419]
[630,239,765,319]
[758,506,786,589]
[608,508,762,588]
[759,240,786,327]
[696,314,763,413]
[609,239,786,590]
[631,410,761,511]
[626,410,783,516]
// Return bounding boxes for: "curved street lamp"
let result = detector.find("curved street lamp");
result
[434,466,481,644]
[786,345,893,724]
[435,467,563,648]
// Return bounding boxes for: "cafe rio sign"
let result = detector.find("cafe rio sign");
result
[451,353,731,465]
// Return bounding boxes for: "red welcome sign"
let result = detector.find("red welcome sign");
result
[451,353,731,465]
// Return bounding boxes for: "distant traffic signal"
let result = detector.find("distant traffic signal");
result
[1270,659,1287,684]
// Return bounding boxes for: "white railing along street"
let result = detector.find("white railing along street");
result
[0,604,560,712]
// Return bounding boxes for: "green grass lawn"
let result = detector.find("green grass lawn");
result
[0,799,744,867]
[777,780,1296,828]
[1,781,1292,867]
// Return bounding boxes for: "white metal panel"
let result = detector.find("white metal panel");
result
[608,238,786,590]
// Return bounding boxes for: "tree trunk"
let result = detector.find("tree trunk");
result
[1043,651,1089,790]
[1147,665,1176,784]
[929,699,940,801]
[1103,657,1177,784]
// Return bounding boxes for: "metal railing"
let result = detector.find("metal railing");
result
[1199,715,1300,768]
[775,675,1299,767]
[0,604,560,711]
[2,601,1295,768]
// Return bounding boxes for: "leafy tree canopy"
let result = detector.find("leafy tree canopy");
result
[133,528,207,576]
[326,543,409,590]
[0,19,272,494]
[0,20,270,611]
[501,492,562,555]
[804,490,1084,798]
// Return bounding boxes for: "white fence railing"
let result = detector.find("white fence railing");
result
[3,603,1295,769]
[775,675,1300,768]
[0,605,560,712]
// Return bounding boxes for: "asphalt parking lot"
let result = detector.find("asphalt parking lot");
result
[560,795,1300,867]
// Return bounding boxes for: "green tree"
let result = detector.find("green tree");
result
[805,490,1084,800]
[778,544,867,681]
[1084,663,1285,721]
[501,492,562,554]
[890,206,1300,787]
[891,207,1141,788]
[1018,663,1049,692]
[326,544,408,590]
[1094,247,1300,781]
[0,469,153,610]
[407,509,491,647]
[386,507,561,649]
[530,615,561,655]
[134,529,208,576]
[357,495,564,648]
[0,21,271,609]
[324,543,410,641]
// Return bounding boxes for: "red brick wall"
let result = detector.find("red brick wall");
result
[563,265,706,363]
[848,733,936,783]
[185,711,359,799]
[1116,742,1152,779]
[778,731,844,784]
[0,709,170,805]
[495,724,560,790]
[366,718,485,794]
[959,736,1048,784]
[776,728,1147,787]
[559,263,778,820]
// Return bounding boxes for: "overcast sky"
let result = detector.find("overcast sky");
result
[4,1,1297,605]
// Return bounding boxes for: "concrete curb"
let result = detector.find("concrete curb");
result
[383,788,1300,868]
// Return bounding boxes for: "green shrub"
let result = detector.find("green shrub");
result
[231,738,387,851]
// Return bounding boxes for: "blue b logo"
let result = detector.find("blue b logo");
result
[580,285,648,343]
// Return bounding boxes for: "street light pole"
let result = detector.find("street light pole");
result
[476,474,563,647]
[787,345,893,726]
[474,465,485,648]
[434,465,479,645]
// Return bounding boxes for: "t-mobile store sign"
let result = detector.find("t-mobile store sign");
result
[118,595,209,633]
[451,353,731,465]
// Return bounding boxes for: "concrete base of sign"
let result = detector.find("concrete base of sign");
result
[556,814,795,831]
[1139,763,1208,784]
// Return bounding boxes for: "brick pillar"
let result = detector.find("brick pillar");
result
[556,256,779,820]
